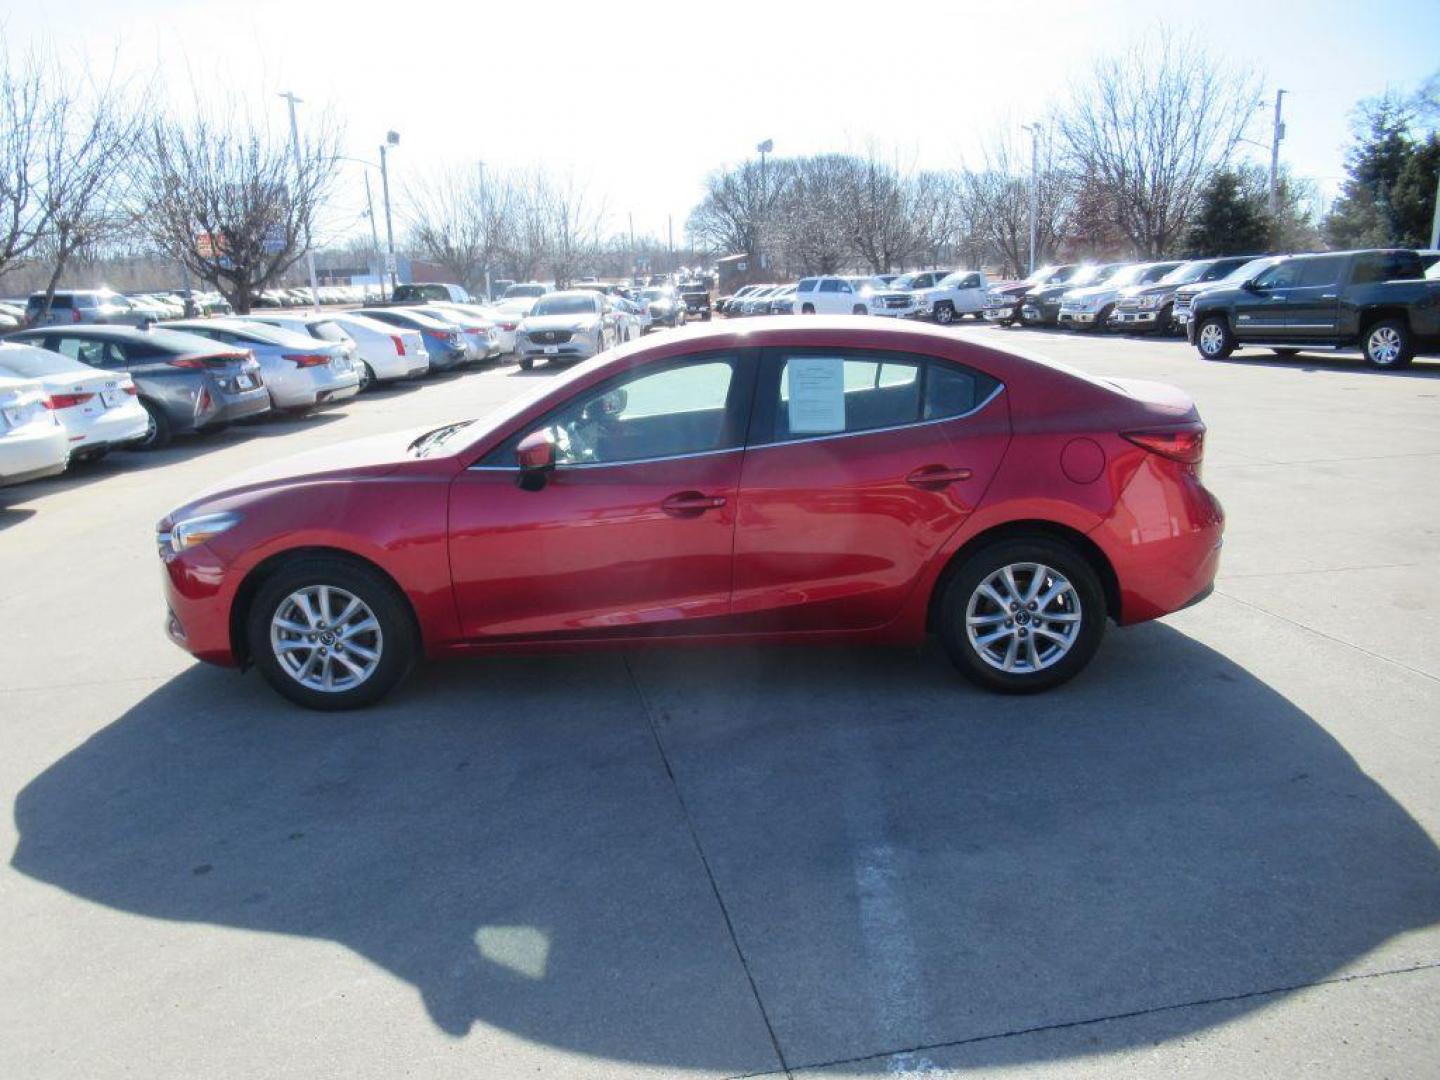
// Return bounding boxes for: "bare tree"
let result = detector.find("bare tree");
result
[908,170,967,268]
[686,158,786,259]
[844,153,922,274]
[1059,30,1259,257]
[0,50,50,284]
[533,170,603,289]
[405,163,512,296]
[777,155,851,274]
[33,64,146,319]
[137,109,341,313]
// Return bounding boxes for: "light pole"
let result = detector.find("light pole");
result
[379,130,400,292]
[756,138,773,269]
[278,91,322,309]
[1021,123,1040,276]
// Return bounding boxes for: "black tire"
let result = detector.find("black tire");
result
[1158,303,1176,336]
[852,303,867,315]
[801,303,815,314]
[358,362,376,392]
[1272,347,1301,357]
[1195,316,1236,360]
[1362,318,1413,369]
[247,555,417,711]
[518,356,534,370]
[701,312,711,321]
[135,398,171,450]
[933,302,955,325]
[938,538,1107,694]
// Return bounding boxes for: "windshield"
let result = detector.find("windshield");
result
[504,284,547,299]
[1224,257,1279,284]
[531,295,598,316]
[1106,265,1148,287]
[640,288,673,301]
[1159,261,1210,285]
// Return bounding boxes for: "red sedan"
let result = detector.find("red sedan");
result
[158,318,1224,709]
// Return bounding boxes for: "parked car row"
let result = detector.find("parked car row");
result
[0,279,714,488]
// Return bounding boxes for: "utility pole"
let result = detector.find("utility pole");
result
[279,91,322,309]
[1431,165,1440,249]
[478,159,491,301]
[1022,123,1040,276]
[363,171,385,301]
[379,131,400,292]
[1268,89,1287,218]
[756,138,773,270]
[668,214,674,276]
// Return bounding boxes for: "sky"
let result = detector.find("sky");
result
[4,0,1439,248]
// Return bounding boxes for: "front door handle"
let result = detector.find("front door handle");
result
[661,491,727,516]
[906,465,974,489]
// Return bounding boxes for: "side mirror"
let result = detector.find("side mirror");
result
[1242,279,1262,293]
[516,429,556,491]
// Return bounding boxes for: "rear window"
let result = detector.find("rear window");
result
[28,295,72,311]
[1350,251,1424,285]
[309,321,350,343]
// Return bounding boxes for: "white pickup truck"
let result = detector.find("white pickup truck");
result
[915,270,991,325]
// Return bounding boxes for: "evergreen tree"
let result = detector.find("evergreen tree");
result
[1390,133,1439,247]
[1324,95,1426,248]
[1184,169,1270,255]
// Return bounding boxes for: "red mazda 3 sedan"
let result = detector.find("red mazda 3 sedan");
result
[158,317,1223,709]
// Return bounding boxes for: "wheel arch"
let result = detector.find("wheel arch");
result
[229,545,422,668]
[1357,306,1411,336]
[925,519,1122,634]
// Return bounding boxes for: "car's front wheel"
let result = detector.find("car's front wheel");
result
[938,538,1106,694]
[247,556,417,710]
[1195,316,1235,359]
[933,302,955,325]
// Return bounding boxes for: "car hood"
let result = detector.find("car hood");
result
[1063,284,1118,301]
[164,426,435,522]
[521,314,598,332]
[1026,284,1072,302]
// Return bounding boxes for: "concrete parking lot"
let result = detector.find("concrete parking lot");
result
[2,329,1438,1079]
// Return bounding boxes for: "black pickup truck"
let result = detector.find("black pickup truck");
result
[677,281,711,320]
[1189,249,1440,369]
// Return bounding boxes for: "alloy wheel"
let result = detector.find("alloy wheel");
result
[965,562,1082,673]
[1198,322,1226,357]
[269,585,384,693]
[1368,326,1402,366]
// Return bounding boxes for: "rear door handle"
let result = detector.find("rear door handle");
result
[906,465,973,489]
[661,491,727,515]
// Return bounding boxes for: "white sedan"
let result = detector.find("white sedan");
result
[242,312,429,389]
[0,374,69,486]
[0,343,148,461]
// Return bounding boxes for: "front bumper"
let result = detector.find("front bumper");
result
[162,543,239,666]
[1110,309,1161,326]
[1058,310,1097,325]
[519,337,599,363]
[1019,302,1060,325]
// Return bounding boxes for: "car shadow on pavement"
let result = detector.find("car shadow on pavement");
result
[1207,352,1440,378]
[10,624,1440,1073]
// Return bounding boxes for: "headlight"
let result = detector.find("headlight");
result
[161,511,241,555]
[1139,295,1162,309]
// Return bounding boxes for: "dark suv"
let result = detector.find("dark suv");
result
[677,281,711,320]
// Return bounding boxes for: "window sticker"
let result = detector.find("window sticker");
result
[787,357,846,433]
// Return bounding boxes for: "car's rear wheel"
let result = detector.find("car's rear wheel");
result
[1362,319,1413,369]
[518,356,533,370]
[1196,316,1235,359]
[852,304,866,315]
[801,303,815,314]
[247,556,417,710]
[135,399,171,450]
[938,538,1106,694]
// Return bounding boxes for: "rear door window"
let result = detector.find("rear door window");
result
[1296,256,1345,288]
[1350,251,1423,284]
[818,279,842,293]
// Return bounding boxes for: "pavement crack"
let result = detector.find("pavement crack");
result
[772,961,1440,1076]
[622,652,793,1079]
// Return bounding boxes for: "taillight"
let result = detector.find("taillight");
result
[71,309,82,323]
[167,357,206,369]
[498,321,516,331]
[196,388,212,414]
[423,329,449,340]
[390,334,406,356]
[283,353,332,367]
[48,392,97,409]
[124,384,138,395]
[1123,429,1205,465]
